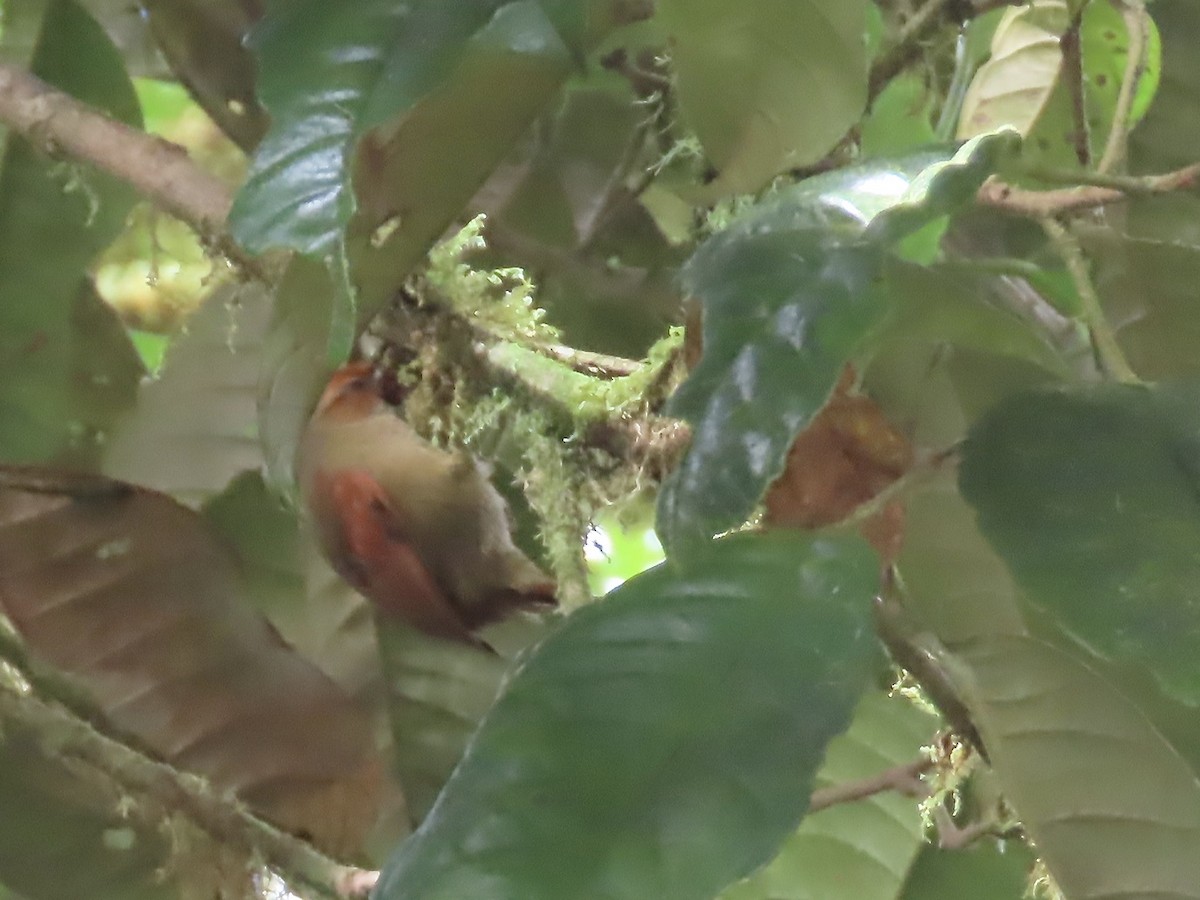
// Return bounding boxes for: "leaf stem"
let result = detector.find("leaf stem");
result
[1040,217,1138,383]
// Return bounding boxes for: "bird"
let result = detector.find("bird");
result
[296,361,557,650]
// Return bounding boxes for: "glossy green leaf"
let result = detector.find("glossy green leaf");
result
[951,636,1200,899]
[230,0,578,320]
[960,383,1200,706]
[656,232,885,558]
[723,690,936,900]
[376,532,878,900]
[0,0,140,465]
[658,0,868,196]
[656,134,1015,558]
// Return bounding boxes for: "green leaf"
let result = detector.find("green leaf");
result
[959,0,1161,168]
[656,135,1015,558]
[959,382,1200,706]
[376,532,878,900]
[656,233,885,558]
[1130,0,1200,172]
[896,472,1027,648]
[860,74,936,159]
[723,690,936,900]
[879,259,1068,377]
[898,843,1034,900]
[0,726,173,900]
[0,0,141,465]
[230,0,578,319]
[951,636,1200,899]
[657,0,868,196]
[376,614,553,824]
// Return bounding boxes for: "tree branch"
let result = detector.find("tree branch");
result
[0,658,375,900]
[808,755,934,814]
[0,63,254,261]
[976,161,1200,217]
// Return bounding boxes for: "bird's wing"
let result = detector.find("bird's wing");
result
[324,469,486,647]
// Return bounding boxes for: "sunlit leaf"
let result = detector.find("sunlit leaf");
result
[959,0,1161,167]
[377,532,878,900]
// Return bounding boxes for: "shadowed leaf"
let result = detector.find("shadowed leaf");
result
[0,466,381,856]
[0,0,140,466]
[960,383,1200,706]
[377,532,878,900]
[723,690,936,900]
[952,636,1200,899]
[657,0,868,196]
[103,282,270,505]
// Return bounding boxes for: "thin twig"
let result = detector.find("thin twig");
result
[1041,216,1138,383]
[0,684,373,900]
[809,756,934,813]
[976,161,1200,217]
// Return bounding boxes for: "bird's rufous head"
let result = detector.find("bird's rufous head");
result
[313,362,405,423]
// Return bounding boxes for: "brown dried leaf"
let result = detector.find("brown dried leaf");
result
[0,466,380,856]
[763,368,913,560]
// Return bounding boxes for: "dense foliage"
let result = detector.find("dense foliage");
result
[0,0,1198,898]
